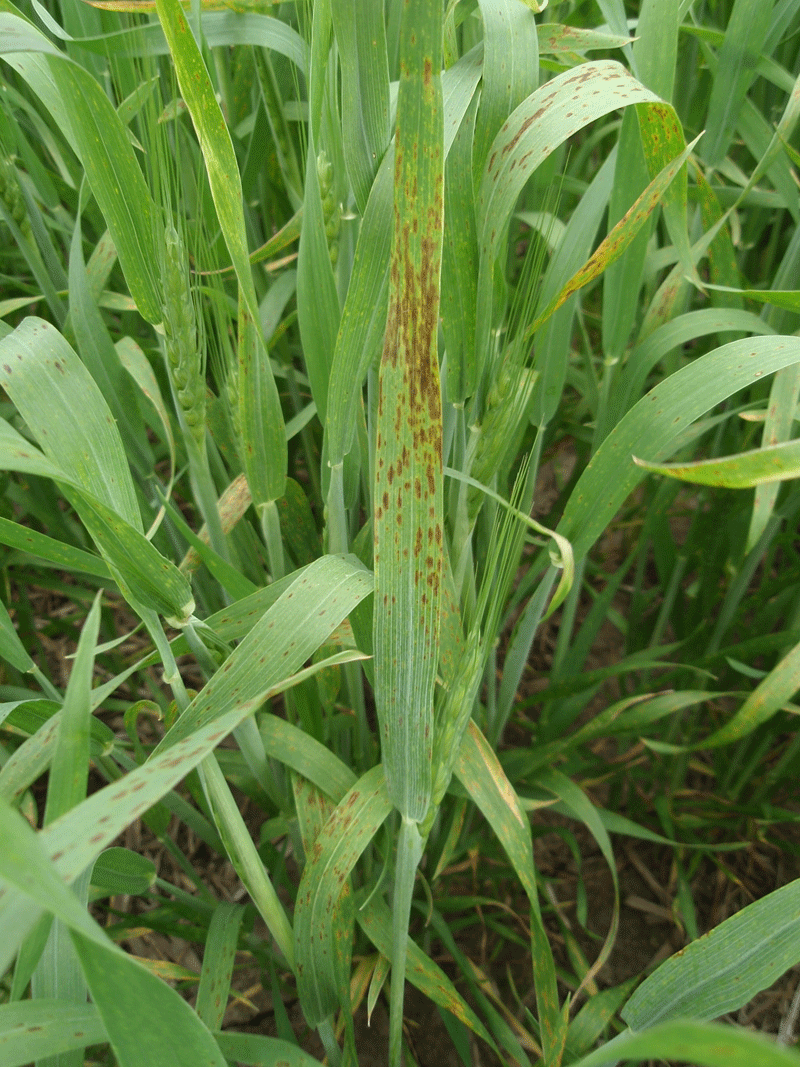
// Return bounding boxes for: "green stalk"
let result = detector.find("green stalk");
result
[389,816,424,1067]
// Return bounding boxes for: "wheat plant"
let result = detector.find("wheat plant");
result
[2,1,800,1066]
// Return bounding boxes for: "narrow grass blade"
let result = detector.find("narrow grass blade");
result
[296,140,339,426]
[156,0,286,501]
[43,592,100,824]
[0,321,194,621]
[154,555,372,753]
[454,721,564,1065]
[0,798,126,975]
[702,636,800,749]
[331,0,390,213]
[748,363,800,549]
[441,94,478,403]
[472,0,539,180]
[702,0,774,168]
[294,765,392,1026]
[528,134,701,338]
[0,1000,106,1067]
[558,336,800,562]
[0,555,373,968]
[373,0,444,821]
[259,714,356,802]
[531,151,615,428]
[0,597,36,675]
[237,295,287,507]
[213,1031,326,1067]
[388,816,423,1067]
[0,11,162,322]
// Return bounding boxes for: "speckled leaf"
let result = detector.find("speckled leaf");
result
[476,60,663,360]
[0,556,373,970]
[529,134,700,336]
[623,880,800,1029]
[634,438,800,489]
[0,1000,106,1066]
[294,765,392,1026]
[71,931,229,1067]
[325,45,482,468]
[537,23,632,55]
[195,903,246,1030]
[373,0,444,822]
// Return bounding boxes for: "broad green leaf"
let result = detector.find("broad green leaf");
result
[0,1000,106,1067]
[634,438,800,488]
[571,1020,800,1067]
[0,318,140,528]
[373,0,445,821]
[71,931,228,1067]
[90,848,157,897]
[294,764,392,1026]
[213,1031,324,1067]
[623,879,800,1028]
[558,336,800,562]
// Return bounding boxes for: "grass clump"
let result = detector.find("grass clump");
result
[2,1,800,1066]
